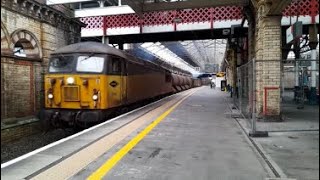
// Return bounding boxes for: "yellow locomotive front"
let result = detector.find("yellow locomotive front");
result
[40,45,126,129]
[46,55,107,109]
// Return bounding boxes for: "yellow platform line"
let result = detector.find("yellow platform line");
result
[87,89,197,180]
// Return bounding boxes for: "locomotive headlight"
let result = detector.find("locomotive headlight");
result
[66,77,75,84]
[92,94,98,101]
[48,93,54,99]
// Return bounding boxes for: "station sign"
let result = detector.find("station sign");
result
[286,21,302,44]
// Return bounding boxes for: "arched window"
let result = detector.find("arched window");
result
[13,41,26,57]
[10,29,42,59]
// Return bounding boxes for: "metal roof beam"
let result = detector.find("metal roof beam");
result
[142,0,248,12]
[122,0,144,16]
[163,42,201,67]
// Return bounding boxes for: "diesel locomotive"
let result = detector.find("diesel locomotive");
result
[39,42,196,129]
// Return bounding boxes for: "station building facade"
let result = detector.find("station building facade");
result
[1,0,83,142]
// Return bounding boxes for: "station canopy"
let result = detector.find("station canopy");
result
[136,40,227,75]
[46,0,229,75]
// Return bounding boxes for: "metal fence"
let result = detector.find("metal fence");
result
[236,60,253,119]
[235,58,319,133]
[281,58,319,131]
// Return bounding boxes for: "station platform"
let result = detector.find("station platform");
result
[1,87,273,180]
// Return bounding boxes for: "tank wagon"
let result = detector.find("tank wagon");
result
[39,42,195,129]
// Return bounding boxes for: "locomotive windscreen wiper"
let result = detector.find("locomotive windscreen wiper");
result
[80,53,96,62]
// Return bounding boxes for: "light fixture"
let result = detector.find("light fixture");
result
[92,94,98,101]
[67,77,75,84]
[48,94,54,99]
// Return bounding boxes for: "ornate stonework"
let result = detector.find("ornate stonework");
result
[1,0,84,33]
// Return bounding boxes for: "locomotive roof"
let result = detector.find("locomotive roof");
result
[51,42,128,59]
[52,41,192,76]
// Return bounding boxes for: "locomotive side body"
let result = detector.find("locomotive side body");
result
[125,61,172,104]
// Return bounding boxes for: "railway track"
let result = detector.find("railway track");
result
[1,90,187,164]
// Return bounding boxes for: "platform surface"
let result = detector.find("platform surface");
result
[2,87,271,180]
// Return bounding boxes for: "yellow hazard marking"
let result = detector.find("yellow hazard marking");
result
[87,90,196,180]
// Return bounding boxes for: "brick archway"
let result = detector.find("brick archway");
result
[1,21,11,55]
[10,29,42,59]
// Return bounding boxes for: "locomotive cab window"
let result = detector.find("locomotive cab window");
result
[109,57,122,75]
[76,56,105,73]
[49,56,74,73]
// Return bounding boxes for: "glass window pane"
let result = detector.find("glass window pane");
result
[76,56,105,73]
[112,58,121,73]
[49,56,74,73]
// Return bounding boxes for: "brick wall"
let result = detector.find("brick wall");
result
[254,7,282,118]
[1,57,44,119]
[1,4,80,120]
[1,2,82,123]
